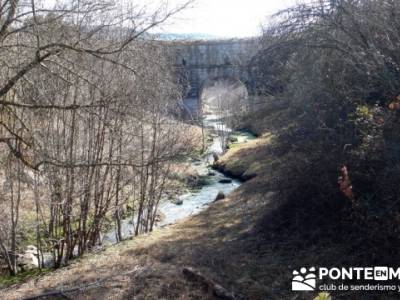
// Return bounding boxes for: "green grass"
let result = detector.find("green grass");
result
[227,130,257,149]
[0,268,51,288]
[230,130,257,141]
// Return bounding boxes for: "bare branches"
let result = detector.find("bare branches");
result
[0,0,19,41]
[0,49,58,100]
[0,0,193,166]
[250,0,400,245]
[0,0,195,274]
[0,0,194,108]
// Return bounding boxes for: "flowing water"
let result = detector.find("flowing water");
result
[103,107,241,244]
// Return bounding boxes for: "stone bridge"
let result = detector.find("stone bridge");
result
[167,38,260,99]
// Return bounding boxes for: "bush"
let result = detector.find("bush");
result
[251,0,400,255]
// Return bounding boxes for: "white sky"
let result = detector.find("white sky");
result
[150,0,297,38]
[42,0,297,38]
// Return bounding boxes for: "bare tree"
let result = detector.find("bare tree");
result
[0,0,195,273]
[0,0,193,168]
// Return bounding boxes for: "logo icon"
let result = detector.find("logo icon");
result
[374,267,388,281]
[292,267,316,291]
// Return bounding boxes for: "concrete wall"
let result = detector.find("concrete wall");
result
[167,38,260,97]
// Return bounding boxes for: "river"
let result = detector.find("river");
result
[102,108,241,244]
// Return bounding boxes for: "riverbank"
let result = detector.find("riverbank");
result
[0,180,278,300]
[0,113,247,294]
[0,131,340,300]
[0,127,279,298]
[102,113,242,243]
[212,115,400,299]
[5,121,399,299]
[0,124,205,278]
[213,131,273,181]
[103,158,240,244]
[5,129,399,299]
[0,135,271,299]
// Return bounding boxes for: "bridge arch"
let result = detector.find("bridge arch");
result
[199,76,249,128]
[171,39,259,94]
[168,38,260,118]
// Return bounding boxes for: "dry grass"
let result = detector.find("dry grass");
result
[0,122,204,254]
[0,135,327,300]
[2,133,398,300]
[0,175,277,299]
[0,132,283,299]
[0,136,326,300]
[215,133,274,180]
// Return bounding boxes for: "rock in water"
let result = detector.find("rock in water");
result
[212,152,219,163]
[172,199,183,205]
[229,136,238,143]
[214,191,225,202]
[186,175,199,187]
[219,179,232,184]
[154,211,166,223]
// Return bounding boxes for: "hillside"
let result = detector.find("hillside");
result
[1,137,277,299]
[3,119,400,299]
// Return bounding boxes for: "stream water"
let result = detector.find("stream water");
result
[102,109,241,244]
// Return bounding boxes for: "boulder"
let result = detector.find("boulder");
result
[208,171,216,176]
[219,178,232,184]
[18,245,39,270]
[214,191,225,202]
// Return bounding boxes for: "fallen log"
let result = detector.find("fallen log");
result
[182,267,235,300]
[23,268,140,300]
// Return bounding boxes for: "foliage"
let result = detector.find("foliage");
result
[251,0,400,256]
[314,292,332,300]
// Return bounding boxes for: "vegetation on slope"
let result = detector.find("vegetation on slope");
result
[215,132,272,180]
[245,0,400,265]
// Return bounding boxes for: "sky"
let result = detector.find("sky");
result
[42,0,297,38]
[149,0,297,38]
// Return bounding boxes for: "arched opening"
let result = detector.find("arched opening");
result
[197,77,249,154]
[199,77,249,129]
